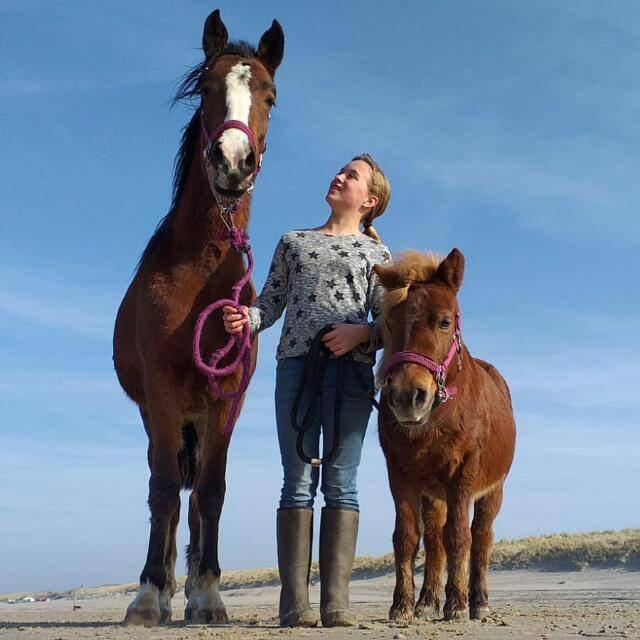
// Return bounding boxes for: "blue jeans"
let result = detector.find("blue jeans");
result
[275,356,375,511]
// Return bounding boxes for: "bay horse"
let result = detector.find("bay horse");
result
[112,10,283,626]
[373,248,516,622]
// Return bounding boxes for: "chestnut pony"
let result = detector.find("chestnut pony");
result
[113,10,283,626]
[373,248,516,622]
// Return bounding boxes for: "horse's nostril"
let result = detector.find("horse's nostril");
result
[245,150,255,171]
[387,388,399,408]
[211,141,223,165]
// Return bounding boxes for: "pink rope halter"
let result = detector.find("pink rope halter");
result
[381,312,463,404]
[192,112,263,434]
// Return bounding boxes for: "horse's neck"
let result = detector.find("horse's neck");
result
[170,171,250,272]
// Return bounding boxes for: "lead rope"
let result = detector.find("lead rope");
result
[291,325,380,466]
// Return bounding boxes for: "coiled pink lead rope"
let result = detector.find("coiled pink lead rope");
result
[192,221,254,435]
[192,107,263,435]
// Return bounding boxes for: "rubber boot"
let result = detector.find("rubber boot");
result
[277,508,318,627]
[319,507,359,627]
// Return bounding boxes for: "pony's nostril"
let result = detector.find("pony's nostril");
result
[414,388,428,408]
[387,388,399,408]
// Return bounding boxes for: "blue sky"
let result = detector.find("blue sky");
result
[1,0,638,593]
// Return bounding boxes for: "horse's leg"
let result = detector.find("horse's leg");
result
[388,473,422,623]
[185,490,201,600]
[159,496,180,623]
[124,393,182,627]
[442,467,475,621]
[184,405,231,624]
[469,482,503,619]
[139,407,179,623]
[415,496,447,620]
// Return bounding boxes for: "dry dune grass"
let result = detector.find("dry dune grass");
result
[2,528,638,603]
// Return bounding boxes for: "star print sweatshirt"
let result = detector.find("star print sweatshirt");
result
[247,229,392,363]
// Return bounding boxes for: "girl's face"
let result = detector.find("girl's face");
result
[325,160,374,213]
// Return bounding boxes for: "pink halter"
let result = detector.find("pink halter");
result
[199,109,263,195]
[381,312,463,404]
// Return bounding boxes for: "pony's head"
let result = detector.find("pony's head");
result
[373,248,465,429]
[177,10,284,198]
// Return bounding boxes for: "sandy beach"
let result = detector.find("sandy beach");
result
[2,568,638,640]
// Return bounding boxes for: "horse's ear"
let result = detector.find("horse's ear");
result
[202,9,228,60]
[435,248,465,292]
[257,20,284,76]
[373,263,408,290]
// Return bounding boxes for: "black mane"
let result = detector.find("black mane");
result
[135,41,259,272]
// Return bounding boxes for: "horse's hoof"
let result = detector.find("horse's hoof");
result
[443,606,469,622]
[470,605,490,620]
[414,602,439,620]
[389,604,413,623]
[123,585,161,627]
[185,604,229,625]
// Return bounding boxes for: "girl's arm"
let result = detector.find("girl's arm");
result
[246,236,289,335]
[360,255,389,354]
[223,236,289,335]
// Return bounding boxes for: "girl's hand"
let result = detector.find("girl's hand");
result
[321,324,370,357]
[222,304,249,334]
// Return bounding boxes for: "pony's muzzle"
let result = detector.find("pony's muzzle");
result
[386,383,434,425]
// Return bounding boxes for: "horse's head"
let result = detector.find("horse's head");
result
[196,10,284,198]
[374,248,465,430]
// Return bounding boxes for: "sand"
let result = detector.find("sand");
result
[1,569,638,640]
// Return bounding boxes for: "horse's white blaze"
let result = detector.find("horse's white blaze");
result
[220,62,253,169]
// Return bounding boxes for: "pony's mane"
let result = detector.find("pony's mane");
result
[135,41,259,272]
[380,250,445,319]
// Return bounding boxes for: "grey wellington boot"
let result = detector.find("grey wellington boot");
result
[277,508,318,628]
[319,507,359,627]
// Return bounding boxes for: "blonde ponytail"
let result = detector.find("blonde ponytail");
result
[352,153,391,244]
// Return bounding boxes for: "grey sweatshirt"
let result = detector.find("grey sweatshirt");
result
[247,229,392,363]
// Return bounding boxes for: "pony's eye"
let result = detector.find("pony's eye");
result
[265,97,276,108]
[386,319,393,333]
[438,318,452,331]
[200,86,210,98]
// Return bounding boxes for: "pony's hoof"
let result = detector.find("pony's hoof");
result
[470,605,490,620]
[123,585,161,627]
[414,602,439,620]
[443,605,469,621]
[185,604,229,625]
[389,604,414,624]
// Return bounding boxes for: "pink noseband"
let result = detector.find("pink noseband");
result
[381,311,463,404]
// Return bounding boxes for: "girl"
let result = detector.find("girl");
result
[223,154,391,627]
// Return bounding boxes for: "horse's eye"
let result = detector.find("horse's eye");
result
[265,97,276,108]
[438,318,452,331]
[386,319,393,333]
[200,86,210,98]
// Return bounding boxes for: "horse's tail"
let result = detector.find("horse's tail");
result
[179,422,198,490]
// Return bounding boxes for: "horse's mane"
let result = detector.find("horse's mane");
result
[380,250,445,318]
[135,41,258,272]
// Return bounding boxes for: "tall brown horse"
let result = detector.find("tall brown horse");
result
[373,249,516,623]
[112,10,283,626]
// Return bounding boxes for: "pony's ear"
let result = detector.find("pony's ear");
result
[257,20,284,76]
[373,263,408,290]
[435,248,465,292]
[202,9,228,60]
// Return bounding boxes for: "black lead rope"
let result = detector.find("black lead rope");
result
[290,325,380,467]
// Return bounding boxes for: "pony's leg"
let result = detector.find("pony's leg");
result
[124,394,182,627]
[185,490,201,599]
[184,407,231,624]
[443,468,475,621]
[469,483,503,619]
[415,497,446,620]
[388,473,422,623]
